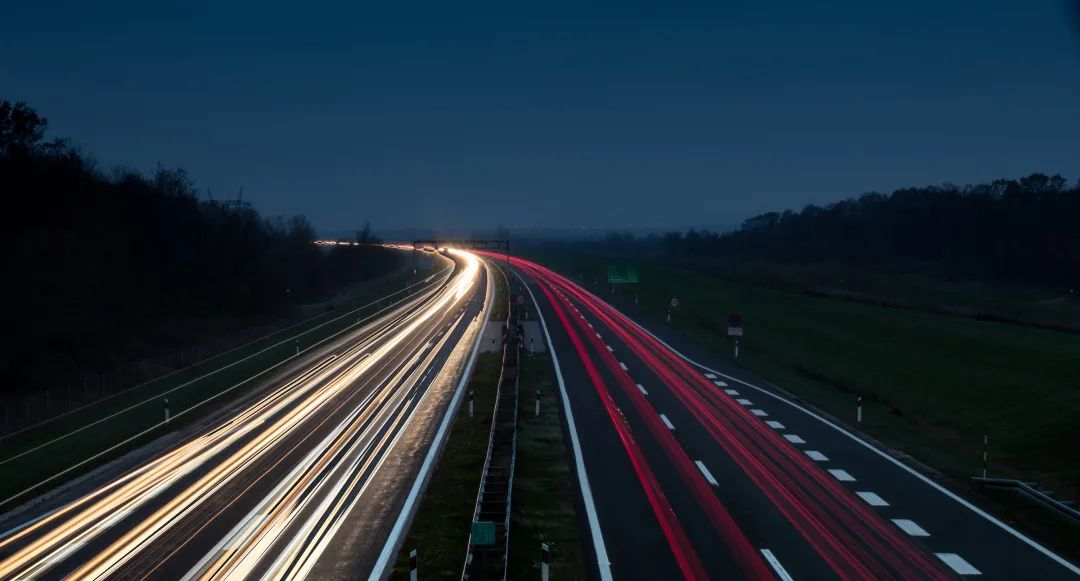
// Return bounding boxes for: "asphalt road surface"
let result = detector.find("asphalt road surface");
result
[0,249,490,580]
[501,254,1079,581]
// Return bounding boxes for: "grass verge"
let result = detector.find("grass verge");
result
[530,250,1080,562]
[508,351,587,579]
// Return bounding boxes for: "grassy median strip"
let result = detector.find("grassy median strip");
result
[0,266,447,508]
[531,251,1080,561]
[508,351,587,579]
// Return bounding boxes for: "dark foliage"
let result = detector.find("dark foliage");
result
[1,101,402,396]
[579,175,1080,291]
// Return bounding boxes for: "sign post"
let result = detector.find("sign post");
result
[727,314,743,358]
[856,395,863,423]
[668,297,678,323]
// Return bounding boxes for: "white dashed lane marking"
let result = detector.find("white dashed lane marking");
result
[636,384,648,395]
[606,345,614,352]
[660,414,675,430]
[936,553,981,575]
[736,398,753,406]
[695,461,718,486]
[618,361,628,370]
[856,491,889,506]
[783,434,806,444]
[892,519,930,537]
[828,469,856,482]
[760,549,794,581]
[713,380,728,387]
[751,409,768,417]
[704,373,717,379]
[805,450,828,461]
[724,389,739,396]
[766,421,785,429]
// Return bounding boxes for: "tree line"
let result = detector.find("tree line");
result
[578,174,1080,292]
[1,101,403,397]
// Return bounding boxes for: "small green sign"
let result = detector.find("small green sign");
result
[471,521,496,545]
[607,264,639,284]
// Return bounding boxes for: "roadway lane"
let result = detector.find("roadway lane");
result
[0,249,491,580]
[504,254,1079,581]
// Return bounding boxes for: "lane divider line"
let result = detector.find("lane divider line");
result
[936,553,982,576]
[783,434,806,444]
[760,548,795,581]
[857,491,889,506]
[893,519,930,537]
[829,469,856,482]
[805,450,828,461]
[636,384,648,396]
[659,414,675,431]
[695,461,718,486]
[765,421,785,429]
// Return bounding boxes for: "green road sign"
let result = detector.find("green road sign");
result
[471,521,496,545]
[607,264,639,284]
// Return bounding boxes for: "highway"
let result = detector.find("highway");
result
[503,255,1079,581]
[0,249,490,580]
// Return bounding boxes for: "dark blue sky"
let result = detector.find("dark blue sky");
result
[4,1,1079,232]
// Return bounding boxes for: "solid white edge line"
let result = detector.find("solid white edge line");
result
[695,461,718,486]
[760,548,795,581]
[369,257,493,580]
[509,267,614,581]
[620,310,1080,575]
[659,414,675,430]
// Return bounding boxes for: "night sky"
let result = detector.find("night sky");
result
[3,0,1079,232]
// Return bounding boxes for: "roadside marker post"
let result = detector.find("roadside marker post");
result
[541,543,550,581]
[468,390,475,418]
[857,395,863,423]
[163,398,170,422]
[983,428,989,478]
[535,389,541,417]
[294,339,300,356]
[409,548,418,581]
[727,314,744,358]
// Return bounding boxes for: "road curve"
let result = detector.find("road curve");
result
[0,249,489,580]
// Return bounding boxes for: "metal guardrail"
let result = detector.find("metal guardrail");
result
[463,271,522,580]
[971,477,1080,524]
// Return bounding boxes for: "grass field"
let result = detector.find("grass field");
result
[0,264,447,509]
[530,250,1080,557]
